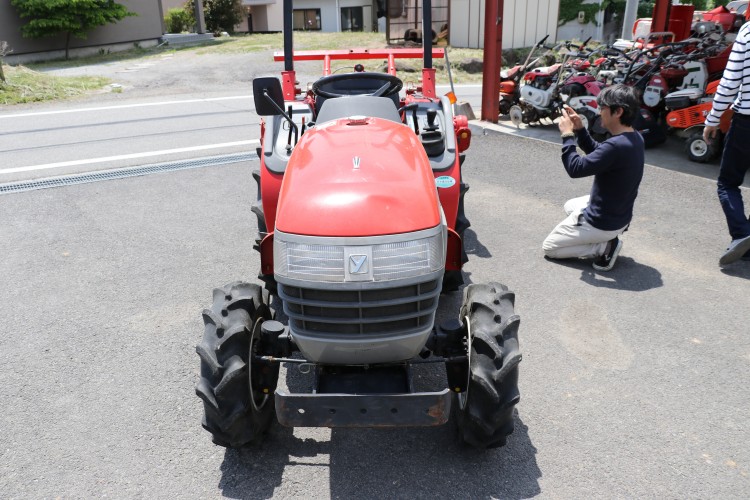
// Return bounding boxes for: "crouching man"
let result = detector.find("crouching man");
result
[542,84,645,271]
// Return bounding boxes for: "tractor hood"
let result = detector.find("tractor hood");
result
[275,117,441,237]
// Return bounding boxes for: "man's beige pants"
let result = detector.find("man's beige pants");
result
[542,195,627,259]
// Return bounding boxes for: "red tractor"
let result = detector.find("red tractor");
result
[195,0,522,450]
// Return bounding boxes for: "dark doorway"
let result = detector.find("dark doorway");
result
[341,6,364,32]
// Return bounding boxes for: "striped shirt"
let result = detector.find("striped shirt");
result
[705,22,750,126]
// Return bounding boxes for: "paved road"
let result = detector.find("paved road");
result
[1,126,748,497]
[3,81,744,188]
[0,94,258,182]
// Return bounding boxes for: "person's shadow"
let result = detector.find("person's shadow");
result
[720,262,750,280]
[545,256,664,291]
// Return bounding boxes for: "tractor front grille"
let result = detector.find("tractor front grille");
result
[278,278,441,338]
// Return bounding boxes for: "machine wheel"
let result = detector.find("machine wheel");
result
[195,282,278,448]
[499,98,512,115]
[455,283,522,449]
[685,132,715,163]
[575,108,595,132]
[561,82,586,98]
[509,105,524,128]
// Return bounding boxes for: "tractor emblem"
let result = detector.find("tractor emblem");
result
[353,156,361,169]
[349,255,368,274]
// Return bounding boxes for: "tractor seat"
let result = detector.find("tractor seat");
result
[315,96,402,125]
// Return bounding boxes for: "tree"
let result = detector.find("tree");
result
[0,41,11,83]
[11,0,136,60]
[203,0,243,35]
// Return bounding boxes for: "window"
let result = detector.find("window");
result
[341,7,364,32]
[293,9,321,31]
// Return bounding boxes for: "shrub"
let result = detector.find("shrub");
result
[203,0,243,35]
[165,8,190,33]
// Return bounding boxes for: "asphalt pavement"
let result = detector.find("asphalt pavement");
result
[2,46,750,498]
[1,125,749,498]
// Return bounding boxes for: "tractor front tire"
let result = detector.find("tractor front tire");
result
[455,282,521,449]
[195,282,278,448]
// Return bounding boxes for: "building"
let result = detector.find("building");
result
[450,0,561,49]
[556,0,621,45]
[1,0,164,63]
[161,0,377,33]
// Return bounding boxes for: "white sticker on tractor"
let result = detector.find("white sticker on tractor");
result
[435,176,456,189]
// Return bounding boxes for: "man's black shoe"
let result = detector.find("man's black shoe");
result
[593,237,622,272]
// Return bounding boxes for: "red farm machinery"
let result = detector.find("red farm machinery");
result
[195,0,522,450]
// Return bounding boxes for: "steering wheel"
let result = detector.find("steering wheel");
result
[312,72,403,99]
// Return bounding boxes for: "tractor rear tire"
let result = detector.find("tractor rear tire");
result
[195,281,278,448]
[455,282,521,449]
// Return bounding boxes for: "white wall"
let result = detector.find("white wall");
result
[265,0,372,32]
[556,0,603,43]
[450,0,561,49]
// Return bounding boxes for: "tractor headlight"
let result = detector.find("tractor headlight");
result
[274,227,446,283]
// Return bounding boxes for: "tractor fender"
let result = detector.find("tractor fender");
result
[260,232,274,276]
[260,135,285,234]
[446,228,463,271]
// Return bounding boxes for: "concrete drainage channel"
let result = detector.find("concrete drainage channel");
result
[0,152,257,195]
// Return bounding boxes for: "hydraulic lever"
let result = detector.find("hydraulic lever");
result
[262,90,299,154]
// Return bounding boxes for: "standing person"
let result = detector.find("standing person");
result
[542,84,645,271]
[704,20,750,266]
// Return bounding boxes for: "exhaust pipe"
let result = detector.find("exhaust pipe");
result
[283,0,293,72]
[423,0,432,70]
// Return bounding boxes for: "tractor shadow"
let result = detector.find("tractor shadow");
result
[218,412,541,500]
[544,255,664,292]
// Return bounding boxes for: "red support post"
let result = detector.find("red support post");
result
[281,70,297,100]
[387,53,396,76]
[481,0,503,123]
[421,68,437,98]
[651,0,671,33]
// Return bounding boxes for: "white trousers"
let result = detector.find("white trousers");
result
[542,195,628,259]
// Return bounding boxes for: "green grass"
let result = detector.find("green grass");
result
[25,46,158,70]
[0,66,110,105]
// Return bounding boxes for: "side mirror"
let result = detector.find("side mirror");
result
[253,77,284,116]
